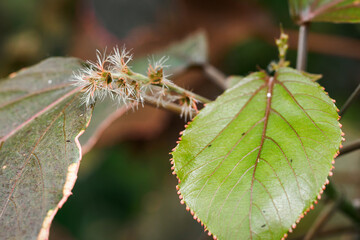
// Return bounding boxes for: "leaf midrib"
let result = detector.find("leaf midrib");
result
[0,89,82,224]
[0,88,82,220]
[175,68,341,240]
[178,78,267,173]
[249,76,274,239]
[196,74,319,237]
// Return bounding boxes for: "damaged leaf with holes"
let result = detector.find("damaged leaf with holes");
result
[172,67,342,239]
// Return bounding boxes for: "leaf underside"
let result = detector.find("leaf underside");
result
[289,0,360,23]
[0,58,92,239]
[172,67,341,239]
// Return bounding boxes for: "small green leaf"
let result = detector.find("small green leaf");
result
[289,0,360,23]
[0,58,92,239]
[172,67,341,239]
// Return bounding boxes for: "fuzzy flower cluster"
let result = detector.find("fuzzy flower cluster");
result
[72,47,199,120]
[72,48,139,106]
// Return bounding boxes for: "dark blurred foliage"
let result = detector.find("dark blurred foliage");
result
[0,0,77,76]
[0,0,359,239]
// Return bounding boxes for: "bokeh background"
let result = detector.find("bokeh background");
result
[0,0,359,239]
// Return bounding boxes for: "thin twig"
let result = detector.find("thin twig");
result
[166,82,212,103]
[339,82,360,116]
[293,226,358,240]
[143,95,197,116]
[202,63,228,90]
[296,23,309,71]
[317,226,359,238]
[339,139,360,156]
[304,200,341,240]
[325,182,360,224]
[130,72,212,103]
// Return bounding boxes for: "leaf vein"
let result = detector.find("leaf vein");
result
[270,108,319,190]
[277,81,331,141]
[259,157,294,218]
[0,93,79,219]
[264,136,304,202]
[178,84,266,171]
[254,178,284,230]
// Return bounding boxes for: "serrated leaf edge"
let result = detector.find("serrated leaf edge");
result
[37,114,92,240]
[0,86,92,240]
[170,80,344,240]
[0,88,83,221]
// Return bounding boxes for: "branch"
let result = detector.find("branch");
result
[166,82,212,103]
[339,139,360,156]
[143,95,197,116]
[293,226,358,240]
[339,82,360,116]
[304,200,341,240]
[324,182,360,224]
[130,72,212,103]
[321,142,360,226]
[296,23,309,71]
[202,63,228,90]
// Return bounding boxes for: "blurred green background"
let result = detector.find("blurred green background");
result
[0,0,359,239]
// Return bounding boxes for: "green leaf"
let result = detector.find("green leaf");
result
[172,67,341,239]
[227,76,244,88]
[131,31,208,74]
[289,0,360,23]
[0,58,92,239]
[300,71,322,82]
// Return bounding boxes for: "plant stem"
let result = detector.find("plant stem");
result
[304,201,340,240]
[293,226,358,240]
[130,72,211,103]
[202,63,228,90]
[339,82,360,116]
[166,82,211,103]
[143,95,196,116]
[339,139,360,156]
[324,182,360,224]
[296,23,309,71]
[126,72,150,83]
